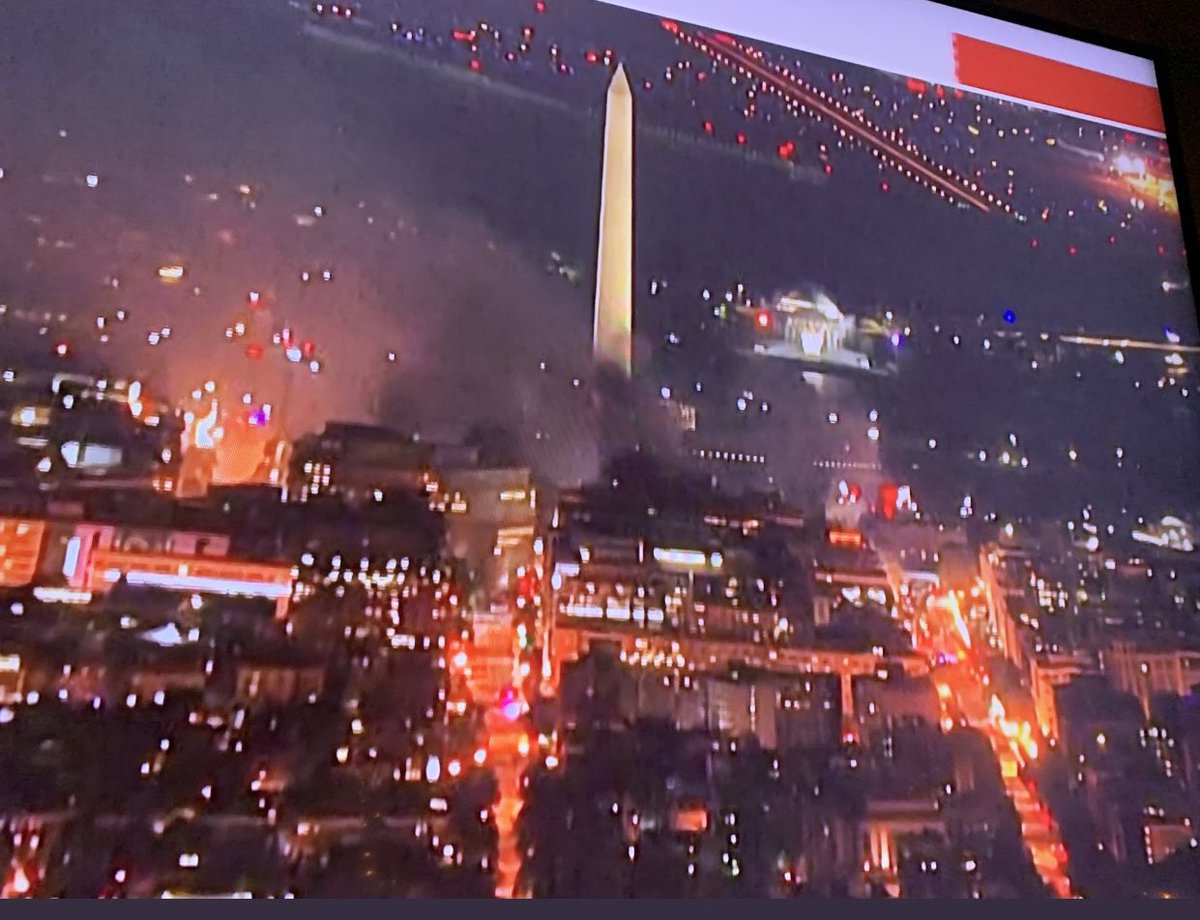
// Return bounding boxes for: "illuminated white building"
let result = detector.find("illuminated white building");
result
[774,288,854,358]
[1131,515,1195,553]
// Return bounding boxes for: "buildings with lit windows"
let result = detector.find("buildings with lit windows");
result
[545,469,932,746]
[288,422,433,503]
[287,423,540,601]
[1029,649,1097,740]
[1151,693,1200,801]
[546,479,800,648]
[851,671,940,743]
[432,465,538,598]
[1,367,180,490]
[233,651,326,706]
[289,549,464,653]
[1102,639,1200,716]
[0,491,294,616]
[560,653,845,753]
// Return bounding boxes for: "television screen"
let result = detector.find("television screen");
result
[0,0,1197,901]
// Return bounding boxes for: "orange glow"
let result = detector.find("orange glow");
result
[468,608,536,897]
[213,418,275,486]
[942,591,972,649]
[672,803,709,833]
[1127,172,1178,214]
[10,865,31,896]
[0,518,46,588]
[827,528,864,549]
[921,575,1069,895]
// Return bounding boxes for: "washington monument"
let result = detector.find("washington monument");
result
[593,64,634,378]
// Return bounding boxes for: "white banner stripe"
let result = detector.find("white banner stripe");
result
[600,0,1157,90]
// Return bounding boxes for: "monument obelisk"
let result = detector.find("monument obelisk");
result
[593,64,634,378]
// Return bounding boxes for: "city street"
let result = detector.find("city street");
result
[918,588,1074,897]
[467,607,533,898]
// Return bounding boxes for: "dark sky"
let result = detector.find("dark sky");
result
[0,0,1195,510]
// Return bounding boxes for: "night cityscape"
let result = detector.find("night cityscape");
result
[1,0,1199,898]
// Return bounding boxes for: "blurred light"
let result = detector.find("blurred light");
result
[123,570,288,600]
[653,548,716,568]
[11,866,31,895]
